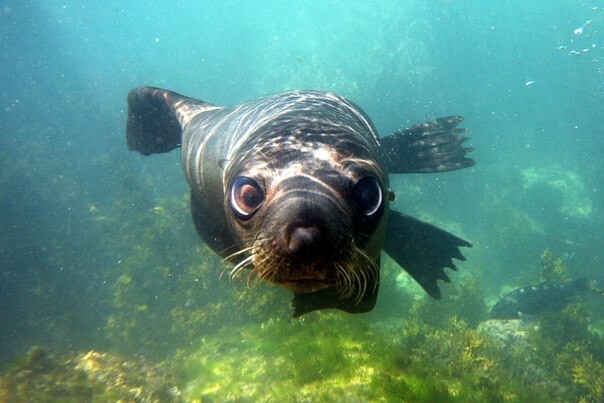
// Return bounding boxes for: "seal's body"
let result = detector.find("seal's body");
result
[127,87,474,316]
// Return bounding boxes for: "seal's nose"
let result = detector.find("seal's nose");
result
[287,224,322,254]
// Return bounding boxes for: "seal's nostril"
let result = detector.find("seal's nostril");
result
[287,225,321,254]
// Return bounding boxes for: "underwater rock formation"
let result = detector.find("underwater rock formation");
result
[521,166,592,219]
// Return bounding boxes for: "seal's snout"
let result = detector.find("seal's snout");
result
[287,224,322,254]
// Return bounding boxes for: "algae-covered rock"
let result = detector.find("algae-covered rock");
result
[521,166,592,219]
[167,310,575,402]
[0,347,182,402]
[477,319,535,353]
[172,314,466,402]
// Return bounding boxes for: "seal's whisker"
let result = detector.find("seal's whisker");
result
[223,235,271,263]
[220,251,244,281]
[229,255,254,282]
[351,263,365,302]
[230,260,253,283]
[331,247,379,305]
[265,256,283,286]
[334,269,342,293]
[341,262,360,300]
[246,269,256,289]
[351,263,364,303]
[338,263,352,297]
[261,257,281,285]
[339,264,352,296]
[355,246,379,293]
[346,264,358,299]
[334,263,349,298]
[219,259,242,281]
[217,244,239,259]
[219,266,229,281]
[223,236,275,284]
[247,253,275,289]
[222,245,254,263]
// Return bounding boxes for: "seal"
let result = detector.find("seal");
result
[126,87,474,316]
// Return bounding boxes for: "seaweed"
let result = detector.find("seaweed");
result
[171,314,462,401]
[168,280,559,401]
[5,175,599,402]
[4,243,604,401]
[409,274,488,328]
[539,248,571,284]
[104,194,292,359]
[569,347,604,401]
[0,346,182,402]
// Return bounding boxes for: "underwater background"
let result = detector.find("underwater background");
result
[1,0,604,401]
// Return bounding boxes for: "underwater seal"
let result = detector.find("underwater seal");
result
[126,87,474,316]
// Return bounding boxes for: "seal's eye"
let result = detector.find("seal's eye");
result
[230,176,265,219]
[351,176,383,216]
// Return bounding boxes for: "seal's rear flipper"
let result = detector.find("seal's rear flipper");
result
[126,86,216,155]
[380,116,474,173]
[384,210,471,298]
[292,284,378,317]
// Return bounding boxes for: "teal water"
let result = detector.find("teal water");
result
[1,1,604,400]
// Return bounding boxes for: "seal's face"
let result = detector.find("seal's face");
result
[224,127,389,301]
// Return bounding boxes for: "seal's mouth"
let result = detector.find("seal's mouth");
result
[273,279,334,293]
[251,253,338,294]
[222,239,379,303]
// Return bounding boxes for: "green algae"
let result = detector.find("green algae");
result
[4,162,601,401]
[539,247,571,283]
[104,194,292,359]
[163,253,603,402]
[172,314,456,402]
[98,192,604,402]
[0,347,181,402]
[3,242,604,401]
[170,312,547,402]
[570,347,604,401]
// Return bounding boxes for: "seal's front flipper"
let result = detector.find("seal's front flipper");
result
[380,116,474,173]
[126,86,216,155]
[292,283,379,317]
[384,210,471,299]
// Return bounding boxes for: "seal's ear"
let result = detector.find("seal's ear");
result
[126,86,216,155]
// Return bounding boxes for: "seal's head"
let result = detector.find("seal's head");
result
[223,116,389,301]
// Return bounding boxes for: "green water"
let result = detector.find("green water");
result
[1,1,604,400]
